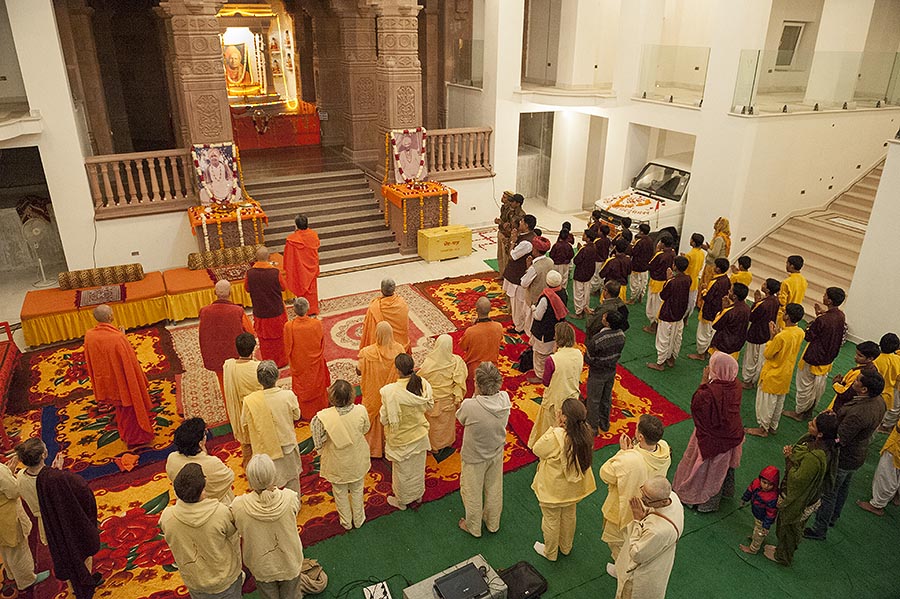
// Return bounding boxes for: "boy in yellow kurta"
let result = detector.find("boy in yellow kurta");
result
[683,233,706,321]
[826,341,881,411]
[776,256,807,328]
[747,303,805,437]
[874,333,900,430]
[311,380,371,530]
[730,256,753,288]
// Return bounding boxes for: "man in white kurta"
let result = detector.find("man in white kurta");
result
[615,476,684,599]
[0,460,48,591]
[222,332,262,467]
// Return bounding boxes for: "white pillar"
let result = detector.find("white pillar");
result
[555,0,600,89]
[804,0,876,107]
[6,0,96,271]
[546,111,590,212]
[844,139,900,340]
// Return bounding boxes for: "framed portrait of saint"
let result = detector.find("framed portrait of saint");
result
[223,43,253,88]
[192,142,243,208]
[391,128,428,183]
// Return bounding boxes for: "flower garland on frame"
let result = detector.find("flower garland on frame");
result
[390,127,427,184]
[194,144,240,212]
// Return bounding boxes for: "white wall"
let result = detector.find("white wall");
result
[93,212,199,272]
[582,116,608,208]
[844,139,900,340]
[546,110,589,211]
[446,84,484,128]
[857,0,900,99]
[758,0,823,93]
[445,177,497,229]
[0,0,25,104]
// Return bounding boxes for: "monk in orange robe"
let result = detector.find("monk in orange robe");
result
[459,296,505,396]
[283,297,330,419]
[359,278,411,352]
[198,280,254,399]
[283,214,321,316]
[358,321,404,458]
[83,304,155,448]
[245,246,289,367]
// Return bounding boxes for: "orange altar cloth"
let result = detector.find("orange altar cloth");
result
[187,201,268,252]
[20,272,168,347]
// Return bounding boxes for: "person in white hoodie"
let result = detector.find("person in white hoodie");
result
[159,463,243,599]
[456,362,512,537]
[165,417,235,504]
[231,454,304,599]
[600,414,671,576]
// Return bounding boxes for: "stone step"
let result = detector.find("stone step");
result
[746,245,854,288]
[265,210,387,236]
[265,219,389,243]
[247,179,370,198]
[784,216,865,243]
[262,196,379,219]
[855,180,879,193]
[266,239,400,266]
[767,230,858,269]
[255,187,374,206]
[839,190,875,207]
[828,202,871,222]
[244,169,365,188]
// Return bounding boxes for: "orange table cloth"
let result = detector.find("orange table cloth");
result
[381,182,458,210]
[188,201,268,252]
[20,272,168,347]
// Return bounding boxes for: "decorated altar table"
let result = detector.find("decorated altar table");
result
[381,181,458,254]
[187,201,268,253]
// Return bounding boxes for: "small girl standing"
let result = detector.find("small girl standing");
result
[550,225,575,282]
[739,465,780,554]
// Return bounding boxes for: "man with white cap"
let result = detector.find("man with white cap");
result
[529,269,569,383]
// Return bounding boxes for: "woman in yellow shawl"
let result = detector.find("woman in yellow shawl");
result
[698,217,732,307]
[358,321,405,458]
[418,334,467,452]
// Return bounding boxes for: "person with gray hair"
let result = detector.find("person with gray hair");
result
[240,361,303,494]
[232,454,305,599]
[284,296,330,420]
[455,362,511,537]
[613,475,683,599]
[359,278,411,352]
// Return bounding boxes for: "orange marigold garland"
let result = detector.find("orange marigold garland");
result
[402,198,407,234]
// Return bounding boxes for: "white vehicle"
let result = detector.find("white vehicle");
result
[594,152,693,242]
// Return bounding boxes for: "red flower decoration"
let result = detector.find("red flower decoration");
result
[131,538,174,569]
[100,507,161,548]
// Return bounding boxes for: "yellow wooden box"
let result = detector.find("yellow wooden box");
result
[417,225,473,262]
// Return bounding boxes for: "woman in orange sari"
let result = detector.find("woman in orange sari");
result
[358,321,405,458]
[697,217,731,307]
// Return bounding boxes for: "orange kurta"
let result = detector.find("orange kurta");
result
[283,229,321,315]
[83,322,155,447]
[283,315,330,420]
[358,323,405,458]
[359,295,411,352]
[459,319,505,395]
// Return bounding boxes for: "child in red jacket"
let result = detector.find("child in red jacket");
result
[739,465,780,554]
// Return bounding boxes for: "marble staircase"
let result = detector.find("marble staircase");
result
[742,161,882,319]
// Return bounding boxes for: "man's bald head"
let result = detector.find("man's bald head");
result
[256,246,270,262]
[643,475,672,502]
[475,296,491,319]
[214,280,231,300]
[93,304,113,323]
[381,278,396,296]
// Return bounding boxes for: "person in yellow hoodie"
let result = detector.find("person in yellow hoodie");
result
[600,414,671,574]
[222,333,262,468]
[232,454,305,597]
[380,353,434,511]
[529,322,583,447]
[165,417,235,505]
[874,333,900,432]
[531,398,597,561]
[159,464,243,599]
[0,457,49,593]
[311,380,371,530]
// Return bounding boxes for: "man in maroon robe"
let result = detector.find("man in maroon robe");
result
[198,280,254,399]
[34,449,101,599]
[245,246,289,367]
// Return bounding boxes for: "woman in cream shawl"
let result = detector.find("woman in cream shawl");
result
[418,334,467,452]
[358,321,405,458]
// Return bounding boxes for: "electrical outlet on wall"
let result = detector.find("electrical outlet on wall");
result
[131,251,140,256]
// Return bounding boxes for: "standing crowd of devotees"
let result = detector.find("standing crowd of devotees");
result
[1,206,897,599]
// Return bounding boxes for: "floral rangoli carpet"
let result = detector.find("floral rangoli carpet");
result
[2,274,687,599]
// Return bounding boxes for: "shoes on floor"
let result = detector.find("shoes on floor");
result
[386,495,406,510]
[802,528,825,541]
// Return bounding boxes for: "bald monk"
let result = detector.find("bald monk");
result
[359,278,411,353]
[283,213,321,315]
[284,297,330,420]
[83,305,155,448]
[245,246,289,367]
[459,297,504,396]
[198,280,254,400]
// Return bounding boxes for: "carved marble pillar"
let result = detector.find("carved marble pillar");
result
[339,9,379,162]
[158,0,233,145]
[374,1,423,181]
[311,14,346,147]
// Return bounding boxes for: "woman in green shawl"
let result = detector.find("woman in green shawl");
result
[764,411,839,565]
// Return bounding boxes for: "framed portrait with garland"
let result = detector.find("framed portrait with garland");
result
[391,127,428,183]
[192,142,243,210]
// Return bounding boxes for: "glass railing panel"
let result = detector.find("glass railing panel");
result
[636,44,709,107]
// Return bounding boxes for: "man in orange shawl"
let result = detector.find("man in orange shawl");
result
[283,214,321,315]
[284,297,330,419]
[245,246,289,367]
[199,280,254,400]
[459,296,504,396]
[358,321,404,458]
[359,278,411,352]
[83,305,155,448]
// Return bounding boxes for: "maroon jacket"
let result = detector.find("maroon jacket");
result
[246,266,285,319]
[37,468,100,585]
[658,273,692,322]
[629,235,655,272]
[595,235,611,263]
[691,379,745,460]
[599,254,633,285]
[803,308,846,366]
[550,240,574,265]
[747,295,780,345]
[648,248,676,282]
[700,274,731,321]
[573,242,600,282]
[198,300,248,372]
[711,301,751,354]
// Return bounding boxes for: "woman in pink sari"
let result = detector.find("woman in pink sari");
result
[673,352,744,512]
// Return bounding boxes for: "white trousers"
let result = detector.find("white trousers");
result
[590,264,604,293]
[871,450,900,509]
[533,348,551,381]
[552,264,570,282]
[391,450,427,505]
[511,294,529,332]
[645,292,662,323]
[460,455,504,537]
[795,363,829,413]
[755,389,786,432]
[696,319,714,354]
[0,538,36,590]
[573,280,592,314]
[685,289,698,320]
[655,320,684,364]
[742,343,766,385]
[883,389,900,428]
[629,271,648,302]
[331,478,366,529]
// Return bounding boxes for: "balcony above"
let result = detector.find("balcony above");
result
[514,83,616,107]
[0,103,40,143]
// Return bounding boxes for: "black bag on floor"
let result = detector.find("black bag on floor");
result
[498,561,547,599]
[516,348,533,372]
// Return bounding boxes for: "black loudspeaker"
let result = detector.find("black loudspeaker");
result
[497,562,547,599]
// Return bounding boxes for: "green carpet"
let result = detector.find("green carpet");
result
[296,267,895,599]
